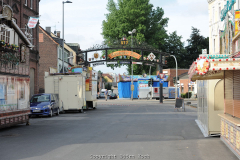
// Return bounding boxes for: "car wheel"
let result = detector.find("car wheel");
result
[56,108,60,116]
[48,109,53,117]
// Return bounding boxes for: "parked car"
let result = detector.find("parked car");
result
[29,93,60,117]
[109,93,117,99]
[99,92,105,98]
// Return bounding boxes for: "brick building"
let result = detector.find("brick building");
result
[38,26,75,92]
[157,68,189,87]
[0,0,40,97]
[178,72,197,94]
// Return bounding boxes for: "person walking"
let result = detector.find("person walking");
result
[105,89,108,101]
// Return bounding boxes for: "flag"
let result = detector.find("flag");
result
[27,17,39,29]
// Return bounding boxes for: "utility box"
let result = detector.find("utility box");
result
[44,72,86,112]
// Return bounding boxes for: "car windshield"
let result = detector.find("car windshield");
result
[30,95,50,103]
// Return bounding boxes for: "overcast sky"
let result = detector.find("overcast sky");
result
[39,0,208,74]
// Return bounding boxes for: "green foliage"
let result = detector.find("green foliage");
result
[165,27,209,69]
[181,92,192,98]
[185,92,192,98]
[185,27,209,67]
[105,83,112,90]
[181,93,185,98]
[102,0,169,74]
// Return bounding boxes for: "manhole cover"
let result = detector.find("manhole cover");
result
[1,134,19,137]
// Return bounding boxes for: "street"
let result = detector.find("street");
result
[0,99,237,160]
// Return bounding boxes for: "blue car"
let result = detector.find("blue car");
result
[29,94,60,117]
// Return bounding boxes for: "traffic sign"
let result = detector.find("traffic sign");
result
[159,73,165,79]
[160,79,164,84]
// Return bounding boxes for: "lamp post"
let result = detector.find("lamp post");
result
[170,55,178,99]
[128,29,136,101]
[62,1,72,74]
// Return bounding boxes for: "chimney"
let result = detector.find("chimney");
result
[46,27,51,34]
[56,31,61,38]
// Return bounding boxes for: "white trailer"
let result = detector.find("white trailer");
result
[44,72,86,113]
[152,87,169,99]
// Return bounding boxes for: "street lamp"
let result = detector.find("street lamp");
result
[170,55,178,99]
[62,1,72,74]
[128,29,136,101]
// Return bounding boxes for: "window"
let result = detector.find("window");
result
[0,27,10,43]
[192,86,194,92]
[30,0,33,9]
[188,85,191,92]
[6,31,10,43]
[25,0,27,6]
[181,86,184,93]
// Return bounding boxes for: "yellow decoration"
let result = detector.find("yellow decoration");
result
[237,131,240,149]
[94,53,99,59]
[235,10,240,36]
[226,123,229,138]
[88,67,92,71]
[108,50,142,59]
[231,126,234,143]
[221,121,225,136]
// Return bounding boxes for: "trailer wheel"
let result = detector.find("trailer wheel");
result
[79,107,83,113]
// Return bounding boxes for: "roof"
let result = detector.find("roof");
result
[67,43,80,47]
[179,72,189,79]
[39,26,58,45]
[51,33,76,54]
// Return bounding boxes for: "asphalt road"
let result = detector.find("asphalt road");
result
[0,99,237,160]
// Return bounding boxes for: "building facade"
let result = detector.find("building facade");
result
[0,1,40,128]
[38,26,74,92]
[0,0,40,96]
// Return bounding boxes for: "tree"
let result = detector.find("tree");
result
[102,0,169,75]
[164,31,187,69]
[185,27,209,67]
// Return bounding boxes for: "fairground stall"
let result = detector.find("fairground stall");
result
[0,6,33,128]
[189,53,240,157]
[118,74,171,99]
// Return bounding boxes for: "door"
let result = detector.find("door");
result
[30,68,35,97]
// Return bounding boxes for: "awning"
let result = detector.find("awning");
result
[188,54,239,81]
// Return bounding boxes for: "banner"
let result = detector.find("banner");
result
[27,17,39,28]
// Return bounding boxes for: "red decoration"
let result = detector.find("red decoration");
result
[227,68,229,70]
[233,59,235,61]
[213,68,215,71]
[219,59,221,61]
[226,59,228,61]
[234,67,236,70]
